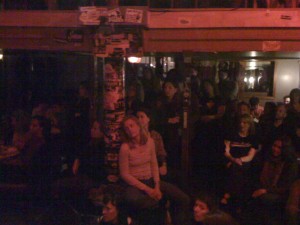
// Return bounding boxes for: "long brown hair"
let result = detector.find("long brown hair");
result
[120,115,148,148]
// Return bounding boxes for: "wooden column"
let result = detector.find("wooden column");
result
[102,56,126,182]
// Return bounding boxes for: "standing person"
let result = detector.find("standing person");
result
[154,80,183,170]
[72,81,91,155]
[221,114,258,210]
[119,116,190,225]
[286,88,300,136]
[140,67,161,108]
[261,103,289,159]
[125,82,143,116]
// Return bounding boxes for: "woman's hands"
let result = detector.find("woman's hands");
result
[159,163,168,176]
[168,116,180,124]
[72,159,80,175]
[145,186,162,201]
[233,158,243,166]
[252,189,267,198]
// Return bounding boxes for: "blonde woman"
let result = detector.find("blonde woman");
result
[119,116,190,225]
[221,114,258,209]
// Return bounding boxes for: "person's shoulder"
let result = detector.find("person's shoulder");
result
[120,142,130,152]
[146,136,155,147]
[150,130,161,138]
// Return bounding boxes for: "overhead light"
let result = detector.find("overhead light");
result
[249,61,257,70]
[250,51,257,57]
[128,56,142,64]
[0,49,3,60]
[249,76,255,84]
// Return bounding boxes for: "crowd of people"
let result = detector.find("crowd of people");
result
[0,65,300,225]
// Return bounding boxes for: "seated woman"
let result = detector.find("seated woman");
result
[119,116,190,225]
[221,114,258,209]
[99,186,137,225]
[250,136,298,225]
[192,192,218,225]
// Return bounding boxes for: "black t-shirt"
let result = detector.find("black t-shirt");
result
[226,132,258,158]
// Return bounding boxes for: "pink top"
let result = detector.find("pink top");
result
[119,138,160,191]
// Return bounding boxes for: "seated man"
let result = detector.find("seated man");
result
[250,136,298,225]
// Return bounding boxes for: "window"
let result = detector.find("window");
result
[240,61,275,96]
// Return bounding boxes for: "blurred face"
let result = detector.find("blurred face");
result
[204,82,214,96]
[144,70,152,80]
[276,105,287,120]
[127,86,137,98]
[136,111,150,129]
[292,93,300,104]
[206,100,215,109]
[238,105,250,116]
[284,97,290,105]
[272,140,283,157]
[30,119,43,137]
[79,86,87,97]
[102,202,118,223]
[50,116,58,128]
[124,118,140,139]
[240,119,250,132]
[164,82,177,99]
[193,200,209,222]
[11,117,17,128]
[91,121,102,139]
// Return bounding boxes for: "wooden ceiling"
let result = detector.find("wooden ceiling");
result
[1,8,300,57]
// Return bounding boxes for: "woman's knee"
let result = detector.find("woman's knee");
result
[125,187,158,209]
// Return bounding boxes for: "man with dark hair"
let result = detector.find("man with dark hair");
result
[249,96,264,123]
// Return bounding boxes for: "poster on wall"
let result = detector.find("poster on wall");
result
[79,6,108,25]
[125,8,143,24]
[108,8,124,23]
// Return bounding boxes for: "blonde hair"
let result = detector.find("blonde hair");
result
[239,114,255,135]
[120,115,148,148]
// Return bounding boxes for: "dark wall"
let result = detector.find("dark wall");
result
[2,51,94,113]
